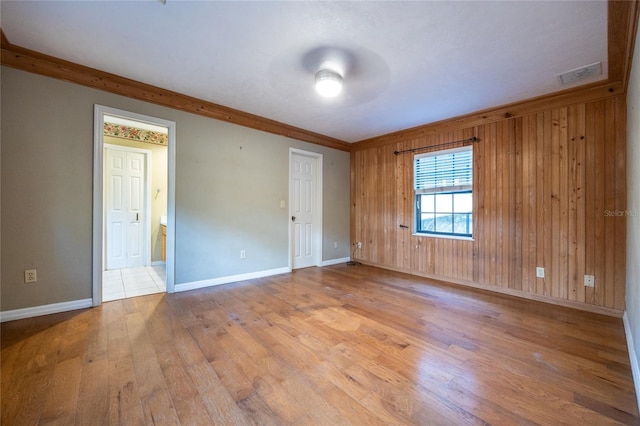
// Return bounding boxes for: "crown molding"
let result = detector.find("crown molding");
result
[0,32,351,153]
[351,81,624,151]
[2,0,637,153]
[1,28,9,47]
[352,0,638,151]
[609,0,640,92]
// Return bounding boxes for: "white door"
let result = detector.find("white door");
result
[105,147,146,269]
[291,152,317,269]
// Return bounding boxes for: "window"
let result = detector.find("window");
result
[414,146,473,237]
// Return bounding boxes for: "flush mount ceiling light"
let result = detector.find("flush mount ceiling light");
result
[315,69,343,98]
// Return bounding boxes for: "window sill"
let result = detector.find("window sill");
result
[413,232,474,242]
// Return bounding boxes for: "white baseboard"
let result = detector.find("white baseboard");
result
[623,311,640,412]
[174,267,291,293]
[322,257,350,267]
[150,261,166,266]
[0,298,93,323]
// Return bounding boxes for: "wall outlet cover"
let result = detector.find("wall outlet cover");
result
[24,269,37,283]
[584,275,595,287]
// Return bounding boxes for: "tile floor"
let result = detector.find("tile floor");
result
[103,265,166,302]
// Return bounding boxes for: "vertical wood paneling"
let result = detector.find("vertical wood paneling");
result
[395,140,411,270]
[551,108,560,299]
[614,97,627,311]
[593,101,606,307]
[541,111,552,297]
[472,127,487,282]
[604,99,616,309]
[533,113,544,297]
[495,120,510,287]
[521,114,533,294]
[567,105,579,302]
[488,123,498,287]
[350,96,626,312]
[584,103,597,305]
[574,103,587,305]
[512,117,523,291]
[558,107,569,301]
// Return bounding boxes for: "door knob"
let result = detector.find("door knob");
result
[291,216,296,222]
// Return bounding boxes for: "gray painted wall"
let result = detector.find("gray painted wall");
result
[627,25,640,390]
[1,67,350,311]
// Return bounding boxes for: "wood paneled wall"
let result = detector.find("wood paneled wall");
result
[351,95,626,314]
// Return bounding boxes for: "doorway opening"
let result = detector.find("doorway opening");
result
[93,105,176,305]
[103,143,163,301]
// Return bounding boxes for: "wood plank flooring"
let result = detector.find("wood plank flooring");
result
[2,264,638,425]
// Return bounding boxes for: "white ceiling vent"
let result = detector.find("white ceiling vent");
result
[557,62,602,85]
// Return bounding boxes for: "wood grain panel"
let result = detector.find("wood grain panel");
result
[351,96,627,315]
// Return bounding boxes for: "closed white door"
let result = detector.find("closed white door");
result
[105,147,146,269]
[291,153,317,269]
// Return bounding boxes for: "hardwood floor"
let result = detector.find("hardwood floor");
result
[2,264,638,425]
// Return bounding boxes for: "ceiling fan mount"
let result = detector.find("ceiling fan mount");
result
[268,43,390,106]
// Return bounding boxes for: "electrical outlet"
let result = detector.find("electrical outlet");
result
[24,269,37,283]
[357,242,362,249]
[240,250,246,259]
[334,242,338,249]
[536,267,545,278]
[584,275,595,287]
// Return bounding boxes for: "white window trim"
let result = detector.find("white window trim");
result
[414,145,473,239]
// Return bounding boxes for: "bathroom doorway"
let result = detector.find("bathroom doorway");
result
[103,142,164,301]
[93,105,176,305]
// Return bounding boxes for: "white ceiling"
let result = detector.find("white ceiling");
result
[1,1,608,143]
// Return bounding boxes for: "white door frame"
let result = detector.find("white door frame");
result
[104,143,152,269]
[288,148,323,270]
[93,105,177,306]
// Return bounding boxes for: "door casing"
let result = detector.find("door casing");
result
[93,105,177,306]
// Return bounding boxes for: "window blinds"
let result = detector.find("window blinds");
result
[414,146,473,194]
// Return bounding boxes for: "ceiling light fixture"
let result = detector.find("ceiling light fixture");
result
[315,69,343,98]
